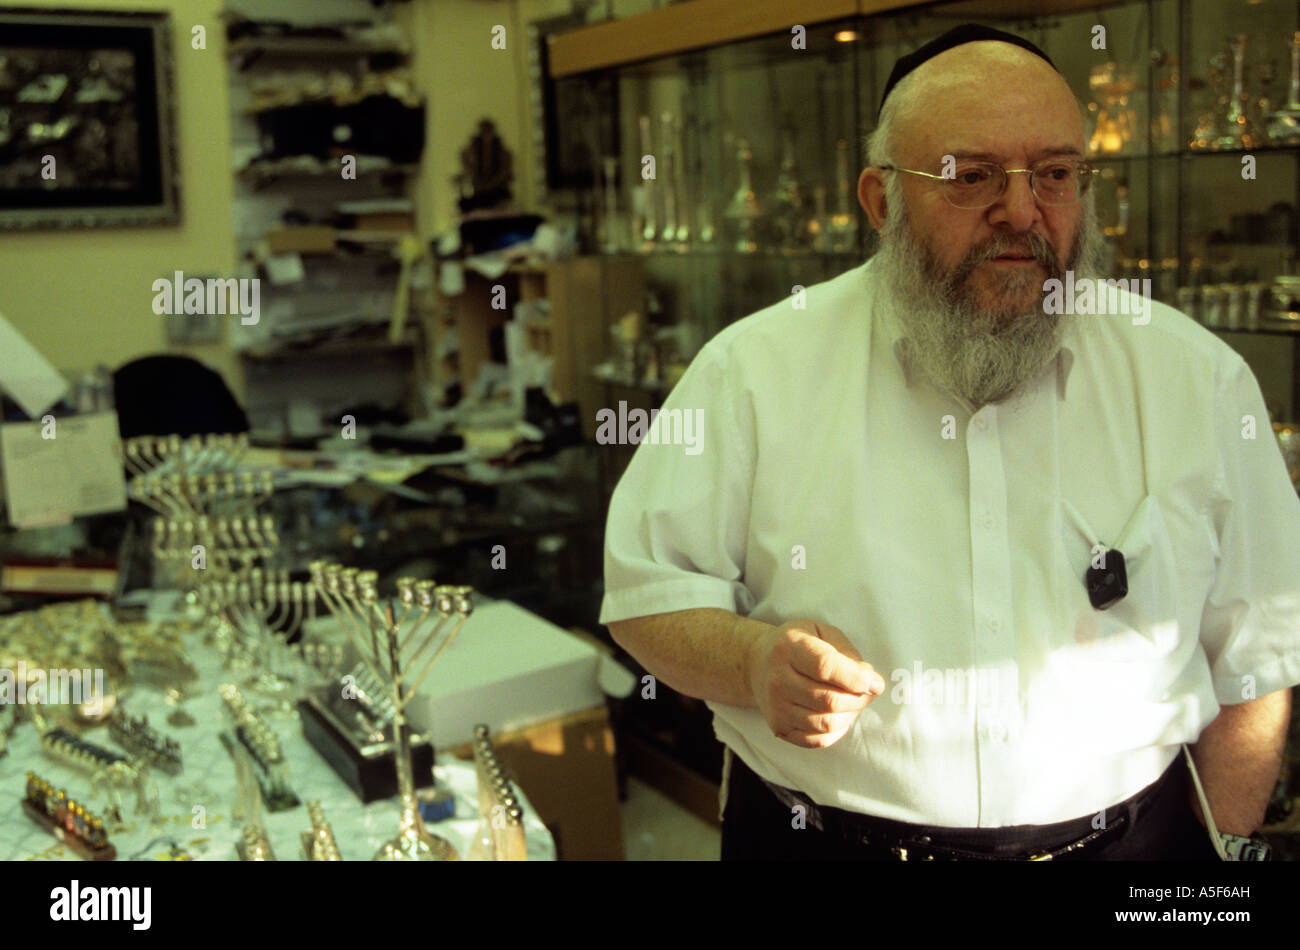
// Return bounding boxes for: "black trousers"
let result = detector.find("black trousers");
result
[720,751,1224,861]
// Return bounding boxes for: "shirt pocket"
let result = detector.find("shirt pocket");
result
[1056,494,1183,693]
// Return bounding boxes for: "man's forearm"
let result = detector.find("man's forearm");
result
[1189,688,1292,836]
[607,608,776,708]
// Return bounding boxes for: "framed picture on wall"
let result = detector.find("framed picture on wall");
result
[526,12,620,202]
[0,7,179,230]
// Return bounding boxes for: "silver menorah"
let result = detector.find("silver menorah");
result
[309,562,473,861]
[202,569,316,700]
[121,434,259,519]
[151,514,280,594]
[126,435,279,629]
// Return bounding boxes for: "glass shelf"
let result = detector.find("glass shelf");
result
[1210,323,1300,336]
[1182,144,1300,157]
[1089,143,1300,161]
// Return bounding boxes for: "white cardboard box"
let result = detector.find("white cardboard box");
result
[310,598,604,748]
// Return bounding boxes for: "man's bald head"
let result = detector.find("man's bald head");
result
[872,41,1083,168]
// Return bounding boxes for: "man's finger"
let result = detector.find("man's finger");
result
[774,706,859,736]
[808,621,865,663]
[785,709,862,735]
[784,673,875,713]
[777,727,853,749]
[790,635,884,695]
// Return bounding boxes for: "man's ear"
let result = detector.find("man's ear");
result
[858,167,889,231]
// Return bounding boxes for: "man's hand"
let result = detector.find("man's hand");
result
[746,618,886,748]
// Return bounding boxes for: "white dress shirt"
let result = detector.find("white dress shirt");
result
[600,256,1300,827]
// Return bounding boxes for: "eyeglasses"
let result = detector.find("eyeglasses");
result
[875,158,1098,209]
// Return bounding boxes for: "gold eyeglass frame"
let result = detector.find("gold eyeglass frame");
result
[874,158,1099,209]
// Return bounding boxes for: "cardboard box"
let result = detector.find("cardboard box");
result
[404,599,605,746]
[448,705,623,861]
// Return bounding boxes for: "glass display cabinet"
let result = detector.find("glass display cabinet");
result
[546,0,1300,419]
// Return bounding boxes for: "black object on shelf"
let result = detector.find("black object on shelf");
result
[458,214,545,254]
[369,430,466,454]
[255,95,425,164]
[524,387,583,456]
[113,355,249,439]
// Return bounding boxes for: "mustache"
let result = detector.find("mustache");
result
[954,230,1061,277]
[937,229,1065,312]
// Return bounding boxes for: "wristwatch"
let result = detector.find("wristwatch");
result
[1219,832,1270,861]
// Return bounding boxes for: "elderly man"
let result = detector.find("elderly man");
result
[601,24,1300,860]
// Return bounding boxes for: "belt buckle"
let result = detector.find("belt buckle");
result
[1028,809,1124,861]
[893,835,936,861]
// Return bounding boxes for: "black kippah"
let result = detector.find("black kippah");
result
[877,23,1056,121]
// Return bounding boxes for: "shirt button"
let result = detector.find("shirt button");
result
[974,417,988,432]
[987,617,1000,632]
[982,514,996,530]
[982,722,1010,742]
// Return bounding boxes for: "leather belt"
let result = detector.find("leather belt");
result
[746,755,1178,861]
[838,810,1129,861]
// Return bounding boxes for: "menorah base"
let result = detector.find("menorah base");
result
[375,827,458,861]
[298,696,436,803]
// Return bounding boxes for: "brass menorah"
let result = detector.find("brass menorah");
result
[309,561,473,861]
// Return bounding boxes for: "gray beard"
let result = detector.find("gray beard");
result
[874,181,1104,408]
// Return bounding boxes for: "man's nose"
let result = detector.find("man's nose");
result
[987,172,1040,232]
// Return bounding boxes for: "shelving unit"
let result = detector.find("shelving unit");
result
[228,35,408,60]
[223,11,427,433]
[436,256,645,434]
[237,164,418,182]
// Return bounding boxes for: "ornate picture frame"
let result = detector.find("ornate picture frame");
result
[0,7,179,230]
[526,11,619,203]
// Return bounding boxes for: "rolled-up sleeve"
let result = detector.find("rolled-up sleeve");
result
[1200,355,1300,703]
[599,343,756,625]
